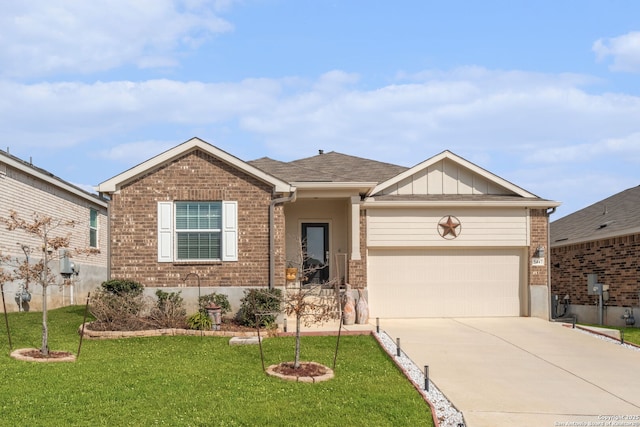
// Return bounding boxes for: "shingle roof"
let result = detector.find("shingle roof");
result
[248,151,407,183]
[0,149,107,205]
[550,185,640,246]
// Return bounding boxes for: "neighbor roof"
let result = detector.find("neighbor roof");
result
[0,149,107,208]
[551,185,640,247]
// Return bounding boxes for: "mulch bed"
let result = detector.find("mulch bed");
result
[10,348,76,363]
[272,361,329,377]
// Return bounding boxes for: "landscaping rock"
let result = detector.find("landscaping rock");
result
[229,336,262,346]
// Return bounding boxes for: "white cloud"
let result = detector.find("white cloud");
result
[0,0,234,78]
[3,66,640,217]
[593,31,640,73]
[0,78,282,147]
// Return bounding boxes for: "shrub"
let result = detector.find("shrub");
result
[187,310,213,330]
[237,288,282,328]
[101,279,144,296]
[198,293,231,316]
[149,290,187,328]
[89,288,147,331]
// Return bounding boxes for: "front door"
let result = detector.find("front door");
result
[301,223,329,284]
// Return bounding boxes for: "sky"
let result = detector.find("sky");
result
[2,0,640,219]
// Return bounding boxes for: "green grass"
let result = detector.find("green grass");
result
[0,306,433,426]
[579,323,640,346]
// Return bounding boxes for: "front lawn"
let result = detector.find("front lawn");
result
[0,306,433,426]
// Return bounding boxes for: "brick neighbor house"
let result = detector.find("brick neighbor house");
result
[97,137,560,319]
[550,186,640,326]
[0,149,108,312]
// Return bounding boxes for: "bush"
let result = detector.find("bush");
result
[198,293,231,316]
[89,288,147,331]
[237,288,282,328]
[149,290,187,328]
[101,279,144,296]
[187,310,213,330]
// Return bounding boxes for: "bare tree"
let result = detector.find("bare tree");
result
[0,210,98,356]
[282,238,341,369]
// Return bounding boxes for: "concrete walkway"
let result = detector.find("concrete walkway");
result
[381,317,640,427]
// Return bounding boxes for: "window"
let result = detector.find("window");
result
[158,201,237,262]
[176,202,221,260]
[89,208,98,248]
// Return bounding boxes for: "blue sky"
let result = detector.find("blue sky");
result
[2,1,639,219]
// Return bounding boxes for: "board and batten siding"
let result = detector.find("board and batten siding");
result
[380,158,512,196]
[367,207,530,247]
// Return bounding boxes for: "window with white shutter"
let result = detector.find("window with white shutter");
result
[157,201,238,262]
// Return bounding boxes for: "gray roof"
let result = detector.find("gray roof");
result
[248,151,408,183]
[0,149,107,205]
[550,185,640,246]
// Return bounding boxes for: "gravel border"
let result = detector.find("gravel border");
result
[374,331,466,427]
[571,324,640,352]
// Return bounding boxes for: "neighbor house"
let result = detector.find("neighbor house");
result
[97,137,559,319]
[0,149,108,312]
[550,185,640,326]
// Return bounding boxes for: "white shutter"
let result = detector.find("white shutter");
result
[222,201,238,261]
[157,202,173,262]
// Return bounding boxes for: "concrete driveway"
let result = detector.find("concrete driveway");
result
[381,317,640,427]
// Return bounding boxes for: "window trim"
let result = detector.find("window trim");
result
[157,201,238,263]
[89,208,98,248]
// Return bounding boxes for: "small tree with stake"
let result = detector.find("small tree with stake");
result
[0,210,98,356]
[278,237,341,371]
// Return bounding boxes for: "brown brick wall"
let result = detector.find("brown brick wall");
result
[529,209,549,286]
[109,150,283,288]
[551,233,640,306]
[348,209,367,288]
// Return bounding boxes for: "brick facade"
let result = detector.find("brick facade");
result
[109,150,284,288]
[551,233,640,307]
[529,208,549,286]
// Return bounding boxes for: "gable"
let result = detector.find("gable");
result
[371,150,535,198]
[98,137,292,194]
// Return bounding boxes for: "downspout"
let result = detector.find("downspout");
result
[546,206,556,320]
[99,192,112,280]
[269,189,296,289]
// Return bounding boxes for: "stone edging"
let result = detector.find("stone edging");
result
[10,348,77,363]
[265,362,334,383]
[79,323,260,339]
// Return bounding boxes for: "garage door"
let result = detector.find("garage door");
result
[368,248,523,318]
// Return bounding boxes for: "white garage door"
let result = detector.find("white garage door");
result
[368,248,523,318]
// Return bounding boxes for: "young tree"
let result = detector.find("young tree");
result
[281,239,341,369]
[0,210,98,356]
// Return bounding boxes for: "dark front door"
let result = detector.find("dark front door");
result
[301,223,329,284]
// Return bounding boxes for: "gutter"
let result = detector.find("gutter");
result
[269,189,297,289]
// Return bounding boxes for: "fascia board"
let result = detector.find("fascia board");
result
[551,226,640,248]
[370,150,537,198]
[292,181,377,190]
[362,199,561,209]
[1,154,107,208]
[98,137,292,193]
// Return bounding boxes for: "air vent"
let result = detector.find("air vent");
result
[598,220,615,229]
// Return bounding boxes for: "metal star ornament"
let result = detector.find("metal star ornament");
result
[438,215,461,239]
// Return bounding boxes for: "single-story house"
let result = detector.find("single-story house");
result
[550,185,640,326]
[0,149,108,312]
[97,137,559,319]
